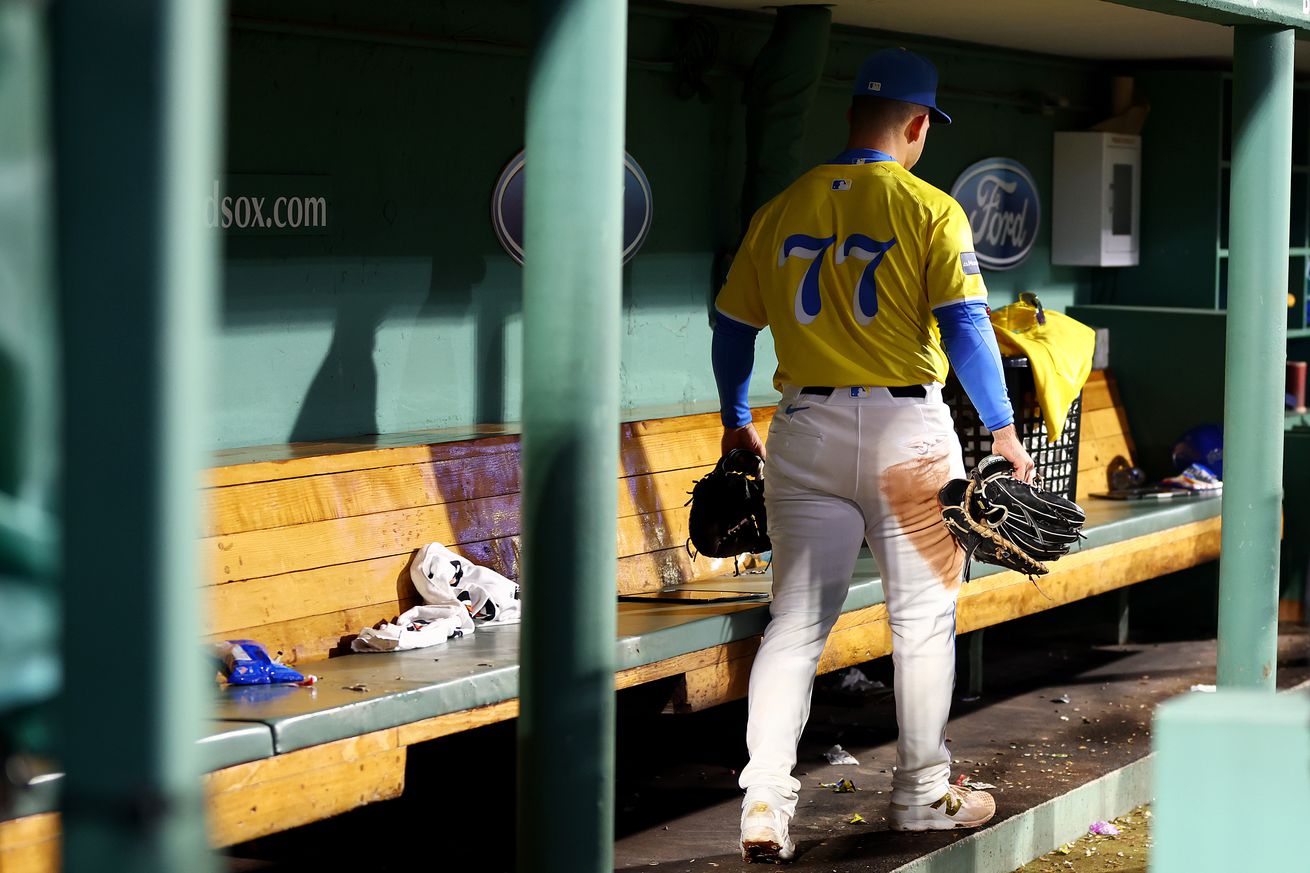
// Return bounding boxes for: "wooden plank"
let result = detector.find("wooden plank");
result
[670,516,1221,713]
[1080,371,1113,412]
[205,451,522,537]
[955,517,1222,634]
[206,406,774,490]
[206,453,713,539]
[397,700,521,746]
[206,553,414,636]
[207,534,522,642]
[208,432,521,488]
[1077,433,1136,474]
[1079,405,1130,442]
[205,499,466,585]
[207,729,405,847]
[0,813,59,873]
[205,486,712,587]
[616,544,754,595]
[210,550,761,662]
[0,730,411,867]
[208,538,729,649]
[205,598,415,664]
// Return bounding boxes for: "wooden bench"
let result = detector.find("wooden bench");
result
[0,370,1223,871]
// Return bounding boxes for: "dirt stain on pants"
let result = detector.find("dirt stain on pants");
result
[879,449,965,590]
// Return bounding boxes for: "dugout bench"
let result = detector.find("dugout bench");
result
[0,369,1223,871]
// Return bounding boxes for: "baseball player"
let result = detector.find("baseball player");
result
[711,48,1035,863]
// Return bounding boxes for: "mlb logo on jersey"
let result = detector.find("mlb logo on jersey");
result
[867,81,882,91]
[832,179,852,191]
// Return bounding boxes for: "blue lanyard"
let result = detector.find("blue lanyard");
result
[829,148,896,165]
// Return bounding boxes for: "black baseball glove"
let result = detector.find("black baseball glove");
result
[686,449,770,563]
[938,454,1086,578]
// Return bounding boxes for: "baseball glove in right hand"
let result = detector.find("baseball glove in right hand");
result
[938,454,1086,578]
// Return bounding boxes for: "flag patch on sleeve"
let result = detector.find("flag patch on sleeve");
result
[960,252,981,275]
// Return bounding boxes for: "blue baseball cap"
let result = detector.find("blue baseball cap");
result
[852,48,951,125]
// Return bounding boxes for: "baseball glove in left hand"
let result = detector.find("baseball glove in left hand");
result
[938,454,1086,578]
[686,449,770,562]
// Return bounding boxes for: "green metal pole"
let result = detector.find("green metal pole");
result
[516,1,626,871]
[54,1,224,870]
[1217,25,1293,690]
[0,0,60,768]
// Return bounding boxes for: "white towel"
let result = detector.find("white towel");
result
[350,604,475,653]
[409,542,521,625]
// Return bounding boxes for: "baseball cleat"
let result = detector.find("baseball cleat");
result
[740,800,796,863]
[888,784,996,831]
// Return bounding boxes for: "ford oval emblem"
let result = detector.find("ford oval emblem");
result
[949,158,1040,271]
[491,150,653,266]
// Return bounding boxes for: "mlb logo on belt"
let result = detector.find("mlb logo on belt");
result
[850,387,871,398]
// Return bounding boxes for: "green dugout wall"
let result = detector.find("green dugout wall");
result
[215,0,1106,449]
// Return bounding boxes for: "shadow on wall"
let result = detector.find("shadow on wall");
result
[289,297,384,442]
[288,245,493,443]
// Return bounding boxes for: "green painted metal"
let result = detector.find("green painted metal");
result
[191,2,1105,450]
[517,0,627,870]
[1116,589,1131,646]
[1153,691,1310,872]
[0,0,60,719]
[967,630,984,698]
[740,5,832,225]
[53,0,224,869]
[893,753,1154,872]
[1104,0,1310,30]
[1217,26,1294,691]
[1282,429,1310,608]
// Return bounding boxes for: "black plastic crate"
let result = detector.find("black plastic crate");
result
[942,356,1081,501]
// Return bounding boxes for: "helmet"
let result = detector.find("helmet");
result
[1172,424,1223,478]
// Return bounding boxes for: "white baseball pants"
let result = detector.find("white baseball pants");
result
[738,384,967,815]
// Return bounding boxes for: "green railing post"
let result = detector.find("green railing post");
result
[53,1,224,870]
[517,1,627,871]
[0,0,60,766]
[1217,25,1294,690]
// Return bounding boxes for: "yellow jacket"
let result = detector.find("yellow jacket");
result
[989,296,1096,442]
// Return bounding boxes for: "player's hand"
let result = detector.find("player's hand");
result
[990,425,1036,484]
[721,423,766,460]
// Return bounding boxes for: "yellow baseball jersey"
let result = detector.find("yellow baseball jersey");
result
[715,156,987,390]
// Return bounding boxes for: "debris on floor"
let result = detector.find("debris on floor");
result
[1012,805,1151,872]
[825,744,860,765]
[819,778,859,793]
[837,666,887,693]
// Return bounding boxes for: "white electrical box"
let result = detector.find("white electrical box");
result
[1052,132,1140,267]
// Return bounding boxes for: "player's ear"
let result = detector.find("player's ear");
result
[907,113,929,144]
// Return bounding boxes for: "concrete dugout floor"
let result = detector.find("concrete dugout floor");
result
[226,591,1310,873]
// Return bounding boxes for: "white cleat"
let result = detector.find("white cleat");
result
[740,800,797,863]
[889,783,996,831]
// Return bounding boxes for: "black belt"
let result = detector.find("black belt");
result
[800,385,927,398]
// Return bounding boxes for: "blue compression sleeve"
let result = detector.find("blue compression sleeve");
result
[936,300,1015,432]
[712,312,760,428]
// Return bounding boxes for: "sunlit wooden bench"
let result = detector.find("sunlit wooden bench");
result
[0,370,1222,870]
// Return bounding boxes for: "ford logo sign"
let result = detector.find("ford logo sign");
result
[492,150,653,265]
[949,158,1040,271]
